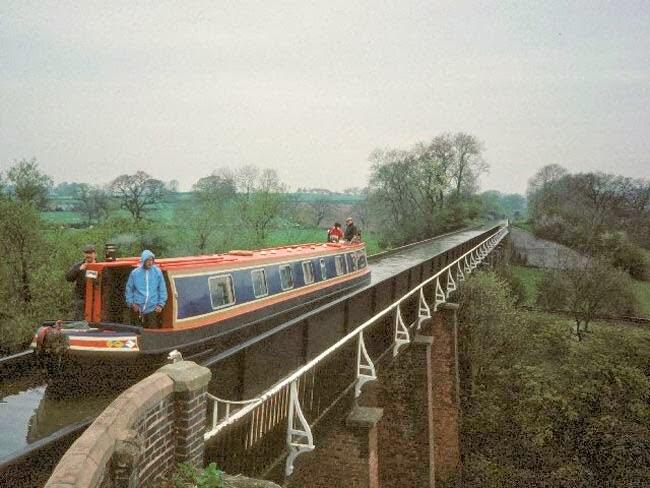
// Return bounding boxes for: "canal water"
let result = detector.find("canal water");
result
[0,224,494,462]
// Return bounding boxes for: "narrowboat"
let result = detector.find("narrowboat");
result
[31,242,370,366]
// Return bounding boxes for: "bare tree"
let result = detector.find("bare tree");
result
[181,170,237,252]
[75,184,110,225]
[307,195,332,227]
[165,179,180,193]
[451,132,486,197]
[352,187,371,230]
[234,166,287,244]
[537,261,637,341]
[526,164,568,197]
[110,171,165,222]
[367,132,488,244]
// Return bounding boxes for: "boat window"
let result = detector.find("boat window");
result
[302,261,315,284]
[208,275,236,309]
[251,269,268,298]
[335,255,345,276]
[280,265,294,290]
[320,258,327,280]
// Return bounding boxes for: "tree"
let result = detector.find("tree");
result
[181,170,237,252]
[109,171,165,222]
[53,181,83,198]
[457,272,650,487]
[352,187,371,231]
[367,132,488,245]
[5,158,53,209]
[307,195,332,227]
[527,164,568,197]
[193,170,236,204]
[450,132,486,197]
[75,184,111,225]
[537,261,637,340]
[0,199,43,304]
[165,179,180,193]
[234,165,287,245]
[526,169,650,268]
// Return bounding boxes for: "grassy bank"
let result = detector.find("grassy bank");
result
[457,272,650,487]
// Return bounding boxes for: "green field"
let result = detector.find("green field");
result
[43,191,360,225]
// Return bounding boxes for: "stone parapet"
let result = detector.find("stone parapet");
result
[45,361,211,488]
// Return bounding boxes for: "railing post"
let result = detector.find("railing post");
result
[446,268,456,298]
[356,331,377,397]
[434,276,446,311]
[456,261,465,283]
[417,287,431,330]
[393,304,410,356]
[286,380,314,476]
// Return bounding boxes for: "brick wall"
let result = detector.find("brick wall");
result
[425,305,461,483]
[45,361,211,488]
[286,407,382,488]
[281,305,463,488]
[375,336,434,488]
[135,397,175,483]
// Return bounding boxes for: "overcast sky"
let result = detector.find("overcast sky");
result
[1,1,648,194]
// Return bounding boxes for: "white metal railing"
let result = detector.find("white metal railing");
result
[204,225,508,475]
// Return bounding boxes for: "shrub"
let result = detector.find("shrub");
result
[457,273,650,487]
[0,313,36,355]
[599,232,649,280]
[494,265,526,305]
[537,262,637,339]
[172,462,224,488]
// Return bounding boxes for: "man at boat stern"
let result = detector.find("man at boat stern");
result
[65,244,98,320]
[125,250,168,328]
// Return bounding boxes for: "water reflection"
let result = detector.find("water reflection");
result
[0,375,126,460]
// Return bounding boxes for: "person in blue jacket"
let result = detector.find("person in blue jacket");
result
[125,250,168,328]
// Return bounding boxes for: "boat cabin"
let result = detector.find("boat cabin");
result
[82,242,369,330]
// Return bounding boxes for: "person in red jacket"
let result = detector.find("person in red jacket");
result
[327,222,344,242]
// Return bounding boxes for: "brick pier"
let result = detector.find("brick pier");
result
[288,303,462,487]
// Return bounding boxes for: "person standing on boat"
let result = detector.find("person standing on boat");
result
[344,217,361,242]
[327,222,344,242]
[125,250,168,329]
[65,244,97,320]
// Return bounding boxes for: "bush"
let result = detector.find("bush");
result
[600,232,649,280]
[172,462,224,488]
[0,313,35,355]
[494,265,526,305]
[457,273,650,487]
[537,262,638,339]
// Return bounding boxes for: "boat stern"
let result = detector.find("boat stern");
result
[31,321,141,360]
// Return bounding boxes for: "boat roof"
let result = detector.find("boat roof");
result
[87,241,367,272]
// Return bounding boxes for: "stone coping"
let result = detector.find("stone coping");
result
[45,361,211,488]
